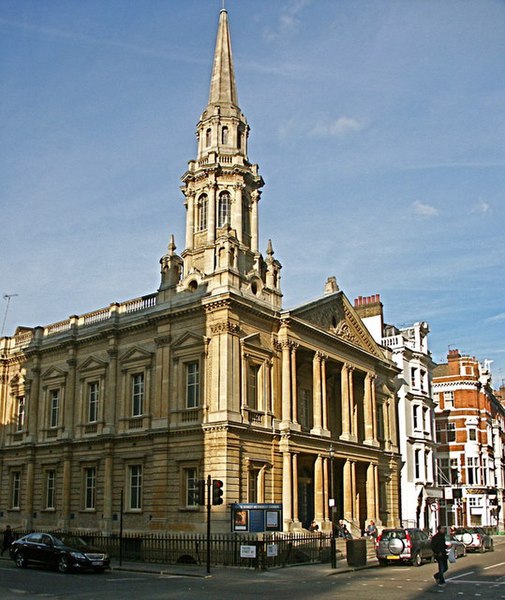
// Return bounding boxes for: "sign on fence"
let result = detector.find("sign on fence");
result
[240,545,257,558]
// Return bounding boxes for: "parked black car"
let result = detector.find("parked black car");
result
[375,527,433,566]
[9,532,110,573]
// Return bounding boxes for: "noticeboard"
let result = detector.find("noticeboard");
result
[231,503,283,533]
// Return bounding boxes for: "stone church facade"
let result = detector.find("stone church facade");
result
[0,9,401,534]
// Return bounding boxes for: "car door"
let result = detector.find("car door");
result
[418,530,431,559]
[39,535,57,567]
[22,533,43,563]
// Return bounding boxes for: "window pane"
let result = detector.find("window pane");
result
[217,192,231,227]
[46,470,56,509]
[17,396,25,431]
[132,374,144,416]
[12,472,21,508]
[88,382,99,422]
[130,465,142,509]
[186,362,199,408]
[50,390,59,428]
[186,468,198,506]
[85,467,96,509]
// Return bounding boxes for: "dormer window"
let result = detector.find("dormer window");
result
[218,191,231,227]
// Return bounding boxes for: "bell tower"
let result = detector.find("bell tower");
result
[161,9,281,309]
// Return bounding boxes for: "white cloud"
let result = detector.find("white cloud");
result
[311,116,364,138]
[471,199,492,215]
[264,0,314,40]
[412,201,440,217]
[486,312,505,323]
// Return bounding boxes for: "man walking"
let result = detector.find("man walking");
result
[431,524,448,586]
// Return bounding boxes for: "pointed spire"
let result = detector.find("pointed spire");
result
[168,234,176,256]
[208,9,238,108]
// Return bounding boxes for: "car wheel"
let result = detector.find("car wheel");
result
[14,552,27,568]
[378,559,388,567]
[58,556,70,573]
[489,541,494,552]
[479,543,485,553]
[413,552,422,567]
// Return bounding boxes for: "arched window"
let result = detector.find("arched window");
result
[206,128,211,147]
[221,126,229,145]
[197,194,208,231]
[217,192,231,227]
[237,128,242,150]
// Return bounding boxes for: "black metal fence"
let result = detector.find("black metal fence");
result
[9,529,333,568]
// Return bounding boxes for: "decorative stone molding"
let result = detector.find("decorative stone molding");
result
[210,321,240,335]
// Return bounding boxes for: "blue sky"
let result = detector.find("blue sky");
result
[1,0,504,386]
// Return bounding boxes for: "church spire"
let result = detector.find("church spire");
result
[208,9,238,109]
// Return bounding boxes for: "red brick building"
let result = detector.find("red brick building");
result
[433,350,505,528]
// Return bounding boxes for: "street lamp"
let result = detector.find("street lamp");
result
[329,444,336,568]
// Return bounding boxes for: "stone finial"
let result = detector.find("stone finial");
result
[325,276,339,294]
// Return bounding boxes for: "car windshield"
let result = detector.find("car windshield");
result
[454,528,468,535]
[54,535,88,548]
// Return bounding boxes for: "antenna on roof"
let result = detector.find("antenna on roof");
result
[1,293,19,337]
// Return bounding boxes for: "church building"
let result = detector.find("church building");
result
[0,9,401,534]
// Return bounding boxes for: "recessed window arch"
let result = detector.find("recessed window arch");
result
[221,126,229,144]
[217,191,231,227]
[197,194,208,231]
[205,128,211,147]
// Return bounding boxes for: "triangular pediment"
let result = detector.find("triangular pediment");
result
[41,366,67,380]
[119,346,153,364]
[79,356,108,372]
[172,331,204,350]
[289,292,385,359]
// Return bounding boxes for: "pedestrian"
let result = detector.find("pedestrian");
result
[1,525,13,556]
[364,520,378,539]
[309,520,319,532]
[431,524,448,586]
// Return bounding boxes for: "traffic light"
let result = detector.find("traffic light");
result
[212,479,224,505]
[194,479,206,506]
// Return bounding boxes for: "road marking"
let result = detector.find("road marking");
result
[484,562,505,571]
[106,577,147,582]
[448,571,474,580]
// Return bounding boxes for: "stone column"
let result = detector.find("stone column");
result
[312,353,322,431]
[251,191,259,253]
[105,340,118,435]
[24,448,35,529]
[292,453,299,525]
[185,191,195,250]
[62,447,72,528]
[366,462,377,522]
[343,458,353,521]
[314,454,324,522]
[234,183,243,242]
[281,341,291,424]
[349,366,356,439]
[65,349,76,438]
[208,184,217,244]
[290,344,298,424]
[340,364,351,440]
[323,456,329,522]
[321,355,328,431]
[103,444,113,533]
[28,364,41,442]
[282,450,293,529]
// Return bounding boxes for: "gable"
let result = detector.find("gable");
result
[41,366,67,380]
[79,356,108,373]
[119,346,154,364]
[290,292,385,359]
[171,331,205,350]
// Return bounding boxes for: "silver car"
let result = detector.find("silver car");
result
[376,528,433,567]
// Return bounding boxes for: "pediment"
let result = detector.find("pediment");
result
[79,356,108,373]
[119,346,153,364]
[172,331,204,350]
[290,293,385,359]
[41,366,67,380]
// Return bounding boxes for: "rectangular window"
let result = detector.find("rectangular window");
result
[420,370,426,392]
[84,467,96,510]
[447,422,456,442]
[444,391,454,408]
[11,471,21,508]
[129,465,142,510]
[469,428,477,441]
[49,389,59,428]
[414,449,421,479]
[413,405,420,430]
[46,470,56,509]
[88,381,99,423]
[423,407,430,433]
[16,396,26,431]
[185,468,199,507]
[467,457,478,485]
[248,364,260,411]
[248,469,258,503]
[131,373,144,416]
[186,362,200,409]
[410,367,417,389]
